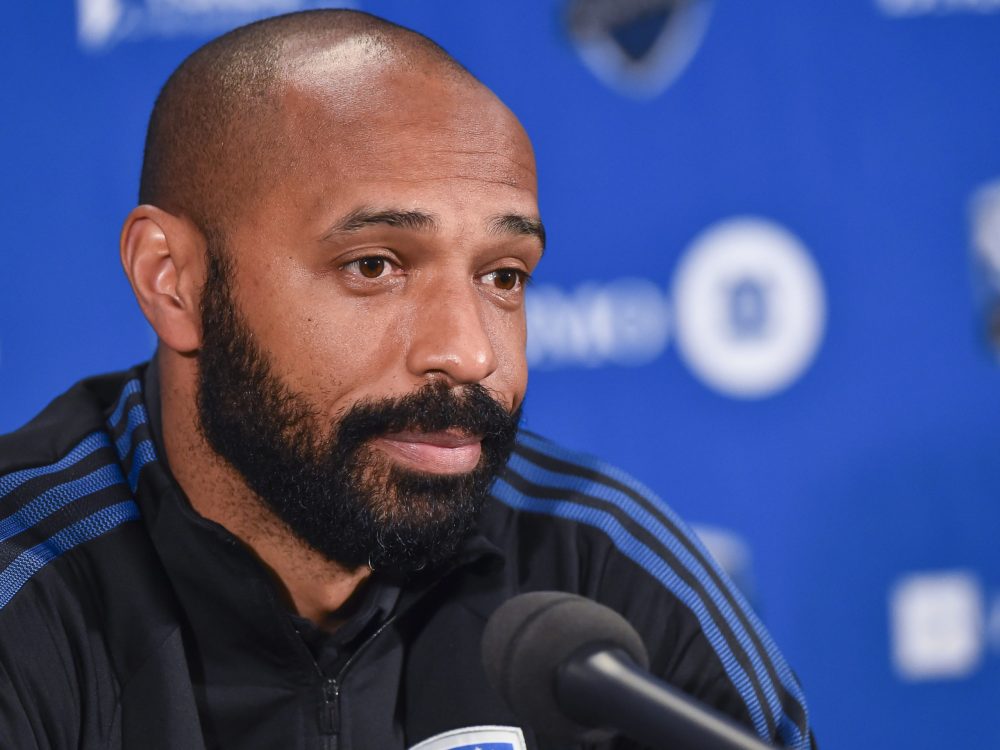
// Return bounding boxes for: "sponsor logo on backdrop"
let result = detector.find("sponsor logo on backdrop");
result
[672,218,826,399]
[526,278,671,369]
[876,0,1000,15]
[889,571,1000,681]
[563,0,713,98]
[527,216,827,400]
[76,0,356,50]
[969,178,1000,356]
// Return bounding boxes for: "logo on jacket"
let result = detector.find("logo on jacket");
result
[563,0,713,98]
[409,726,526,750]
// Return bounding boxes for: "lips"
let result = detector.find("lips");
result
[371,429,483,474]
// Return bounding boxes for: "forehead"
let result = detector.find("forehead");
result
[270,54,537,197]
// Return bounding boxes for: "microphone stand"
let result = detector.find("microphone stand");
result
[556,648,776,750]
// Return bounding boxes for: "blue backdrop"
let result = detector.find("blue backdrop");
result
[3,2,1000,747]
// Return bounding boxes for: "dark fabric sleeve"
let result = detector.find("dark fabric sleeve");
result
[0,594,83,750]
[0,670,44,750]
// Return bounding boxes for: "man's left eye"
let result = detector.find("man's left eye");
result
[483,269,526,291]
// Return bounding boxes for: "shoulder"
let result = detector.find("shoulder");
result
[0,369,182,745]
[0,368,152,625]
[492,431,749,617]
[497,428,694,541]
[491,429,716,586]
[487,430,813,749]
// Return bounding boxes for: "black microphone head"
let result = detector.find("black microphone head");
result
[481,591,650,742]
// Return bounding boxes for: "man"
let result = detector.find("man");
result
[0,10,812,750]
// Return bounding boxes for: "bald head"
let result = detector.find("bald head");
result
[139,9,482,238]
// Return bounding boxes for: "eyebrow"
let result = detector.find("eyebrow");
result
[321,206,546,251]
[489,213,546,251]
[323,207,439,238]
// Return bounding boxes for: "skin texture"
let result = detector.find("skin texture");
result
[120,38,543,624]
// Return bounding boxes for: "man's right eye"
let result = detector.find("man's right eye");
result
[344,257,393,279]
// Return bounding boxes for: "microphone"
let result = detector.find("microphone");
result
[481,591,775,750]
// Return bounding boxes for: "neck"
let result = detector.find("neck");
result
[156,350,370,625]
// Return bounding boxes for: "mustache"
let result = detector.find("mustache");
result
[331,382,521,455]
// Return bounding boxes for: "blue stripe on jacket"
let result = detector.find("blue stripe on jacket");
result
[502,432,809,748]
[0,379,151,610]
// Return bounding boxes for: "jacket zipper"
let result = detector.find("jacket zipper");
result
[319,677,340,750]
[314,568,458,749]
[314,612,401,750]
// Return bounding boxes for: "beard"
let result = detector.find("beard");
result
[195,244,521,577]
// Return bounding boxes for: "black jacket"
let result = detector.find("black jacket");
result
[0,367,812,749]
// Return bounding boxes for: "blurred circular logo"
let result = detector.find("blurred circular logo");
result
[672,218,826,398]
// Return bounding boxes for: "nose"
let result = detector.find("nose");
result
[406,278,498,386]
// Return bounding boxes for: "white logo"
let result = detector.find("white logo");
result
[876,0,1000,16]
[408,725,526,750]
[76,0,129,49]
[75,0,356,50]
[526,278,671,369]
[890,571,985,680]
[525,216,826,399]
[671,217,826,399]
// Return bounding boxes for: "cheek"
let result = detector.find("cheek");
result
[487,306,530,409]
[238,270,403,411]
[294,302,405,404]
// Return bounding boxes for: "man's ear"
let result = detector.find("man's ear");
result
[120,205,205,354]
